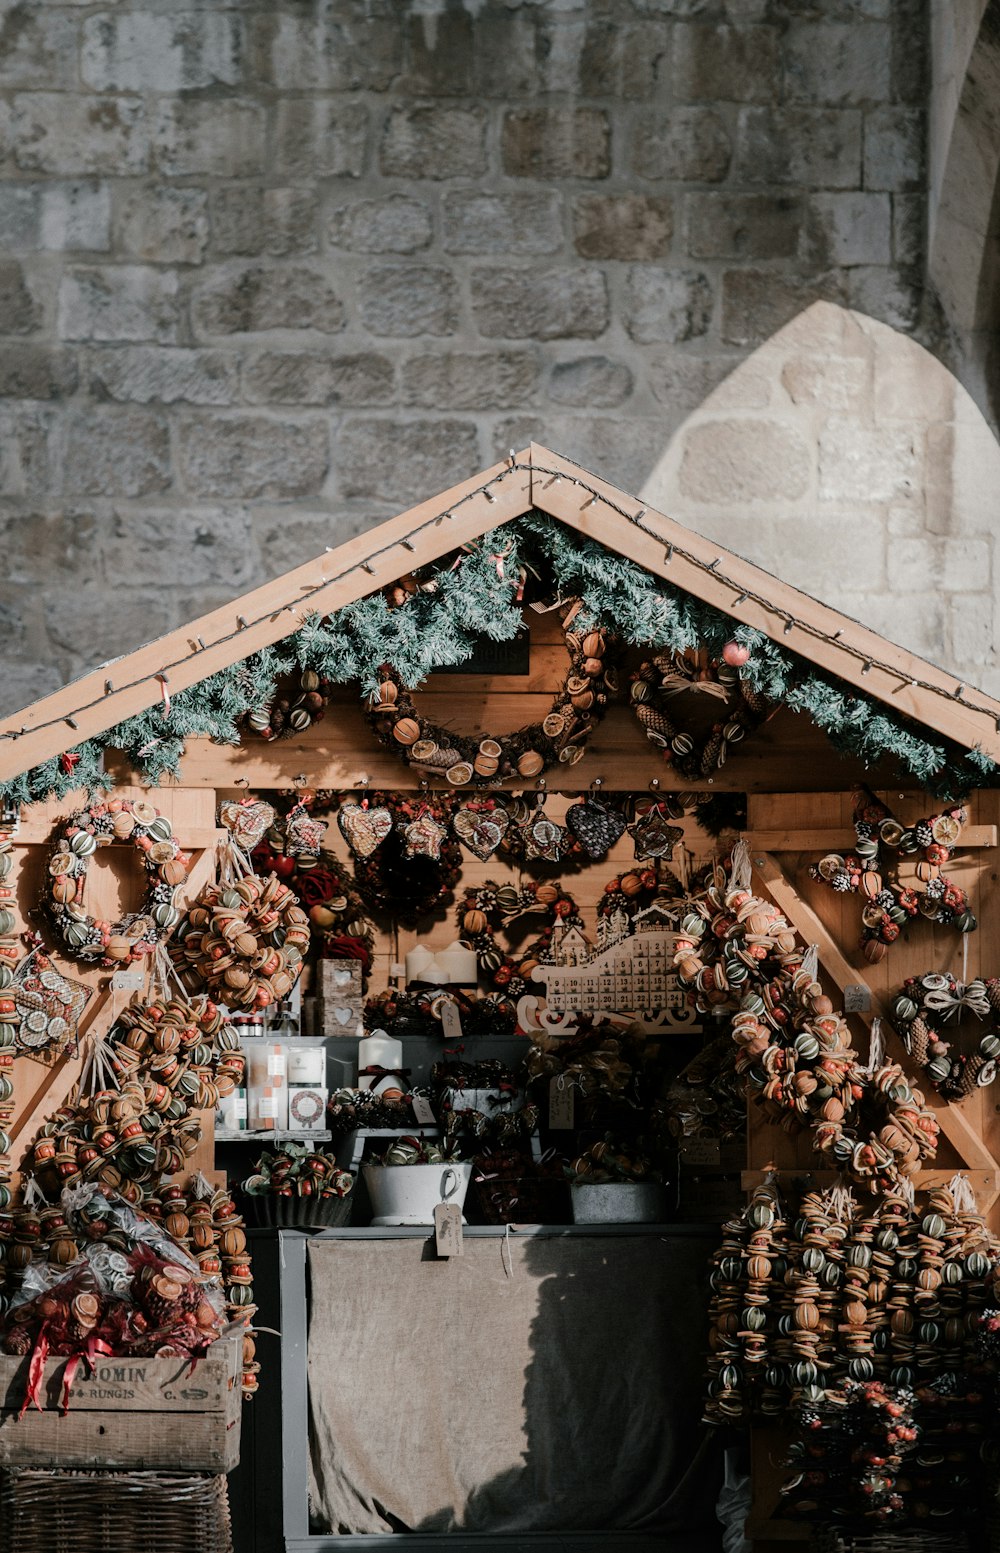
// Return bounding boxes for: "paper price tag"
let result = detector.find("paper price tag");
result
[844,984,872,1014]
[549,1076,575,1130]
[233,1094,248,1120]
[111,969,144,991]
[411,1094,436,1125]
[258,1096,276,1119]
[440,1001,463,1042]
[434,1201,463,1257]
[267,1053,286,1077]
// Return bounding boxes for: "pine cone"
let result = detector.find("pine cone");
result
[960,1057,983,1097]
[986,978,1000,1015]
[701,728,725,776]
[740,684,770,716]
[634,704,675,743]
[907,1016,930,1067]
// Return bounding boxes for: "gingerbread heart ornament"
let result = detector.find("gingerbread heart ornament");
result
[520,804,566,863]
[219,799,275,853]
[453,804,510,862]
[338,802,393,860]
[565,798,626,860]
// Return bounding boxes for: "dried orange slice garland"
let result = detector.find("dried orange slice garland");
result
[45,799,188,969]
[169,873,310,1011]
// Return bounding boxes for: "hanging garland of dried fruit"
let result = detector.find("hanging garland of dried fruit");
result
[44,798,188,968]
[630,646,772,779]
[891,972,1000,1099]
[364,615,617,784]
[673,857,939,1186]
[340,790,463,926]
[457,880,583,1011]
[170,874,310,1011]
[811,792,975,963]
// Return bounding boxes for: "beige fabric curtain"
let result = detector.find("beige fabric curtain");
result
[307,1233,715,1536]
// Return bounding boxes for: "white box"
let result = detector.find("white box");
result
[288,1086,329,1131]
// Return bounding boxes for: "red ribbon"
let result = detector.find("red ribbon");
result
[60,751,81,775]
[60,1355,82,1417]
[21,1328,49,1418]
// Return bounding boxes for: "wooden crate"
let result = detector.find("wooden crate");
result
[0,1335,241,1472]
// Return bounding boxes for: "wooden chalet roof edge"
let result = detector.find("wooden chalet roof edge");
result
[2,441,999,784]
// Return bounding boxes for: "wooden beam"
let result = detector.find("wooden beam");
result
[750,849,1000,1191]
[749,825,998,851]
[742,1168,1000,1199]
[0,452,534,781]
[530,442,1000,763]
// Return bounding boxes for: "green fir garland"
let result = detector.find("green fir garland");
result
[2,512,995,805]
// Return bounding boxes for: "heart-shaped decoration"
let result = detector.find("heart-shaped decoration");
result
[333,1006,353,1026]
[453,804,510,862]
[338,802,392,859]
[403,811,448,861]
[333,967,352,988]
[521,812,566,863]
[565,799,626,861]
[629,804,685,861]
[219,799,275,853]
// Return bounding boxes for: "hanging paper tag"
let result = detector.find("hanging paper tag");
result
[267,1051,286,1077]
[681,1138,721,1168]
[411,1094,436,1125]
[111,969,144,992]
[434,1201,463,1257]
[844,984,872,1014]
[549,1076,575,1130]
[440,1001,463,1042]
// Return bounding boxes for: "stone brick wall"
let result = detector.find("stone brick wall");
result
[2,0,998,714]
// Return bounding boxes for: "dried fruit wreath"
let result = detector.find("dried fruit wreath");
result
[364,614,617,784]
[457,880,583,1013]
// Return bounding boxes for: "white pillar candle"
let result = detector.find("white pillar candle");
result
[358,1029,403,1071]
[420,959,450,985]
[405,944,434,983]
[436,943,478,984]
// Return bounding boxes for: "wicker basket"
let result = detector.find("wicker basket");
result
[239,1190,352,1230]
[0,1470,232,1553]
[811,1529,971,1553]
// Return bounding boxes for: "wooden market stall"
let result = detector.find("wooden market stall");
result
[2,444,1000,1552]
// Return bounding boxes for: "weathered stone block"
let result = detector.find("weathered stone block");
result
[631,108,731,182]
[243,352,395,406]
[41,182,112,251]
[359,265,458,337]
[648,354,743,414]
[0,505,100,587]
[82,11,246,92]
[60,407,171,498]
[735,107,862,187]
[892,194,924,270]
[863,109,924,192]
[941,538,992,593]
[818,416,918,501]
[267,2,401,91]
[786,22,891,104]
[501,109,610,179]
[336,418,480,504]
[0,347,77,399]
[210,186,317,257]
[573,195,671,260]
[807,193,892,266]
[116,186,209,264]
[380,106,486,179]
[330,195,432,255]
[623,267,712,344]
[401,351,539,409]
[577,20,671,99]
[398,8,474,95]
[59,265,179,343]
[687,193,801,259]
[442,190,562,256]
[473,10,541,97]
[179,415,329,498]
[471,267,609,340]
[721,269,844,347]
[492,413,662,494]
[951,595,996,667]
[153,100,266,177]
[549,356,633,408]
[14,93,150,175]
[0,7,76,88]
[0,186,41,249]
[679,419,811,502]
[47,587,175,665]
[0,662,62,717]
[847,267,921,332]
[781,354,870,411]
[672,24,781,102]
[86,347,239,406]
[0,407,52,496]
[103,505,259,587]
[274,101,369,179]
[193,266,345,336]
[252,504,374,576]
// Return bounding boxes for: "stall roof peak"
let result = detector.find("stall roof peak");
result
[3,440,1000,784]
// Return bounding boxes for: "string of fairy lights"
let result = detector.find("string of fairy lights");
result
[3,452,999,765]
